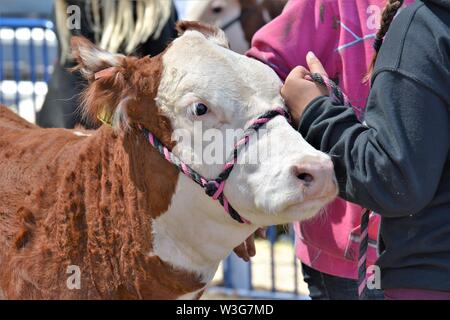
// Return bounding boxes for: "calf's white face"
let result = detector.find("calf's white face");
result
[156,27,338,226]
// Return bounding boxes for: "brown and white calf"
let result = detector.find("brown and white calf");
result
[0,22,337,300]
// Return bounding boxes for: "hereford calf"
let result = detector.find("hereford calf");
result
[0,22,337,300]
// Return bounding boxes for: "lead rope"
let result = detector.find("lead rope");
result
[139,126,250,224]
[138,107,291,225]
[306,73,371,299]
[358,209,371,298]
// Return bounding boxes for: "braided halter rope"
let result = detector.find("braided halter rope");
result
[358,210,371,298]
[305,73,365,118]
[306,73,371,299]
[138,107,291,225]
[305,73,350,106]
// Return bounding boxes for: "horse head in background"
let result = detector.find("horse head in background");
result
[185,0,289,53]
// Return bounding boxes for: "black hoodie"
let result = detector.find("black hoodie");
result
[298,0,450,291]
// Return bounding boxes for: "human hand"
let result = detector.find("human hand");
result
[233,228,267,262]
[281,52,329,127]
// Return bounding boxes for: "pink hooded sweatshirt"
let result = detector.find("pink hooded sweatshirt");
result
[247,0,413,279]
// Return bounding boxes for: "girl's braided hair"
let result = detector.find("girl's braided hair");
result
[366,0,405,80]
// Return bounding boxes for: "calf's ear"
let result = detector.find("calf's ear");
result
[71,36,125,81]
[70,36,136,129]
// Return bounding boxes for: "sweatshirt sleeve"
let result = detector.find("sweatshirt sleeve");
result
[298,70,450,217]
[246,0,338,81]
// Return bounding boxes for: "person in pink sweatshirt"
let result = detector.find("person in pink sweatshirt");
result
[244,0,412,299]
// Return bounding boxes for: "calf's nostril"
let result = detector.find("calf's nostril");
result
[297,172,314,186]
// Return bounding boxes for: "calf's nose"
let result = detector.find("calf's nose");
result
[292,158,338,199]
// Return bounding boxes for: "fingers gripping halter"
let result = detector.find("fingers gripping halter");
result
[305,73,364,118]
[305,72,371,300]
[139,107,291,225]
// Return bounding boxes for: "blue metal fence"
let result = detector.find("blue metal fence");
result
[210,225,309,300]
[0,17,56,120]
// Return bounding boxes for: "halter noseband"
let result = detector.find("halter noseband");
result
[220,13,242,31]
[139,107,291,225]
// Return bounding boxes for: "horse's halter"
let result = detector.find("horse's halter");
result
[139,107,291,225]
[219,6,271,32]
[92,67,290,225]
[220,12,242,31]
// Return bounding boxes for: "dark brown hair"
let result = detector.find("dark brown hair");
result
[366,0,405,81]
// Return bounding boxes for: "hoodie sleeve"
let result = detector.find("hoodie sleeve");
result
[299,70,450,217]
[246,0,338,81]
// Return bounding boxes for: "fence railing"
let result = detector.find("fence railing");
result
[0,17,57,122]
[0,17,308,300]
[208,225,309,300]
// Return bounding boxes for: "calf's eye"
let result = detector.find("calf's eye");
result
[193,103,208,116]
[212,6,223,14]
